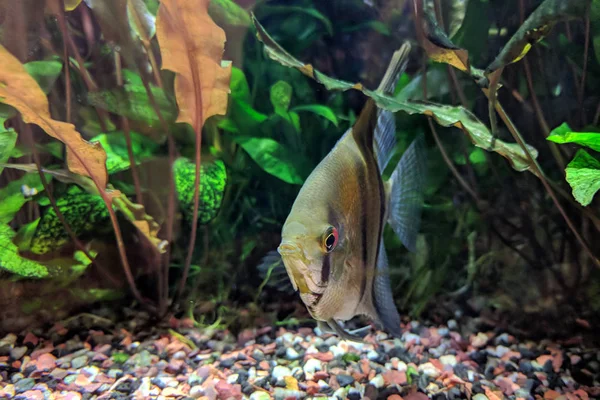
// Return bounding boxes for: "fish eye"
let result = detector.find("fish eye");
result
[323,227,338,252]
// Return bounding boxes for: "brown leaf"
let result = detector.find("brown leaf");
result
[0,45,109,190]
[156,0,232,130]
[421,13,470,72]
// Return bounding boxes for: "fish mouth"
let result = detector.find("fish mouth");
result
[277,242,301,256]
[277,241,325,296]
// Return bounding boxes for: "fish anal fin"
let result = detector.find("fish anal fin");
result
[373,243,403,338]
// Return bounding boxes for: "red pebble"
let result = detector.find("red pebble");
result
[382,370,407,386]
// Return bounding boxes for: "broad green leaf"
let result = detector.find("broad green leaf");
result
[173,158,228,224]
[270,81,293,113]
[565,150,600,207]
[258,5,333,35]
[230,67,251,103]
[234,136,305,185]
[230,101,268,133]
[548,122,600,152]
[0,224,48,278]
[208,0,251,27]
[253,17,538,172]
[486,0,588,74]
[292,105,339,127]
[0,172,48,224]
[87,72,177,127]
[30,190,111,255]
[24,60,63,94]
[90,131,159,174]
[0,129,17,175]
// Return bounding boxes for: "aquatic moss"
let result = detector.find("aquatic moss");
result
[0,224,48,278]
[30,191,111,254]
[173,157,227,224]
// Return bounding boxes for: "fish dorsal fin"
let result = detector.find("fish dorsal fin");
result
[374,43,411,172]
[388,134,427,252]
[351,99,378,157]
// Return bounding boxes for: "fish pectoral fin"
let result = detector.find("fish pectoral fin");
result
[373,243,403,338]
[327,319,364,343]
[388,133,427,252]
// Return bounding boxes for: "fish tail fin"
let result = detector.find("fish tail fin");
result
[388,134,427,252]
[373,242,403,338]
[374,43,411,172]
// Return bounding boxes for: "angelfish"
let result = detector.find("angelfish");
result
[277,43,427,341]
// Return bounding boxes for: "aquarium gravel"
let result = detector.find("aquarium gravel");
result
[0,319,597,400]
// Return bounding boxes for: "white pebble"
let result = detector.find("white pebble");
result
[272,366,293,380]
[366,350,379,361]
[330,345,345,358]
[402,332,421,344]
[249,391,271,400]
[369,374,384,389]
[303,358,322,374]
[189,385,204,399]
[305,345,318,355]
[286,347,301,360]
[227,374,239,384]
[440,354,458,367]
[418,362,441,378]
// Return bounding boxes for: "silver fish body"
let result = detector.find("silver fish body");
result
[278,43,427,340]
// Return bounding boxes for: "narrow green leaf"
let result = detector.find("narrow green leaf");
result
[259,5,333,35]
[565,150,600,206]
[234,136,305,184]
[208,0,251,27]
[547,122,600,152]
[0,224,48,278]
[252,16,538,173]
[292,104,339,127]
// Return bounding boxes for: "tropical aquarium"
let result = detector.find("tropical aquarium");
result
[0,0,599,398]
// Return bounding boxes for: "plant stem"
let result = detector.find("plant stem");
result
[115,53,144,206]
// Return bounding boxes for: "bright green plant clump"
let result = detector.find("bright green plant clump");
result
[0,224,48,278]
[173,157,227,224]
[30,191,111,254]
